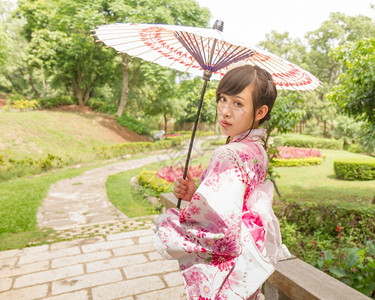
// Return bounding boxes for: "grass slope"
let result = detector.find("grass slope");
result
[0,111,131,161]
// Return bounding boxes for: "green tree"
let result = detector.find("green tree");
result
[176,77,218,127]
[328,37,375,152]
[17,0,118,106]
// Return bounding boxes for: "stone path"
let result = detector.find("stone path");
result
[37,138,208,229]
[0,217,185,300]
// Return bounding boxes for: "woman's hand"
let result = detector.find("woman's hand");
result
[173,171,196,202]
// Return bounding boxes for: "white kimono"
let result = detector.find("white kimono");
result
[155,129,290,299]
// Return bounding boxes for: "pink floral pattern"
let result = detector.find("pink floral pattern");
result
[155,129,291,299]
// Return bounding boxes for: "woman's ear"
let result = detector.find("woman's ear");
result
[255,105,269,122]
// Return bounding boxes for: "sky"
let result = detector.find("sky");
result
[196,0,375,45]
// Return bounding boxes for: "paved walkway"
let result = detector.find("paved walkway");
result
[1,137,217,299]
[0,218,185,300]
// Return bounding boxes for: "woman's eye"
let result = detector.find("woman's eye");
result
[219,97,226,102]
[234,101,242,107]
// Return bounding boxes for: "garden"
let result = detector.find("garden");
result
[1,0,375,298]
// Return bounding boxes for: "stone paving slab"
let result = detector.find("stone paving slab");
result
[0,223,185,300]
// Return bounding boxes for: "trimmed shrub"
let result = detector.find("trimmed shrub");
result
[334,159,375,181]
[273,134,342,150]
[3,100,39,111]
[272,157,323,167]
[137,170,171,196]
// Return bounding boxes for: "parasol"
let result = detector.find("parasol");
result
[94,20,320,208]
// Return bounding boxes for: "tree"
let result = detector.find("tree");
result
[328,37,375,152]
[17,0,118,106]
[176,77,218,128]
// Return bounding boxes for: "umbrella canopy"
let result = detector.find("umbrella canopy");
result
[95,22,320,90]
[94,21,321,208]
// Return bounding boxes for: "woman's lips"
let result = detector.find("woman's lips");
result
[220,120,231,128]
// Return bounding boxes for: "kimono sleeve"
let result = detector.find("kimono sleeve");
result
[154,147,247,261]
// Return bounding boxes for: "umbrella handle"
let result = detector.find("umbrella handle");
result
[177,79,210,209]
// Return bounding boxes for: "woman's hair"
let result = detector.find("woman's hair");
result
[216,65,277,126]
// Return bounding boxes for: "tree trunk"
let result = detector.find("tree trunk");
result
[117,53,130,117]
[72,79,84,107]
[323,120,327,137]
[164,113,168,133]
[29,69,40,99]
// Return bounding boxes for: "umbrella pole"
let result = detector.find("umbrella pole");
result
[177,78,209,209]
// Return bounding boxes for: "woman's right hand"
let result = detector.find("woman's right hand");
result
[173,171,196,202]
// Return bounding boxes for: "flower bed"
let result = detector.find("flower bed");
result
[157,165,204,183]
[270,146,324,167]
[137,164,205,198]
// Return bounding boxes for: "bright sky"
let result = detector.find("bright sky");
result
[196,0,375,45]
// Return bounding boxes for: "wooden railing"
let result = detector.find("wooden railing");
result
[160,193,371,300]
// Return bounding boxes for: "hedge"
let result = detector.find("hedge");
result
[96,136,185,159]
[334,159,375,181]
[273,134,342,150]
[271,157,323,167]
[275,199,375,242]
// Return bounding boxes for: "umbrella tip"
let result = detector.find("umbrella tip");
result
[213,20,224,32]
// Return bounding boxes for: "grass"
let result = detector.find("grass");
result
[0,111,125,161]
[0,164,103,235]
[275,149,374,204]
[0,152,161,251]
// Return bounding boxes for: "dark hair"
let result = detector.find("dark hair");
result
[216,65,277,127]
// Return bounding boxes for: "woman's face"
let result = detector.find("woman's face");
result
[217,83,255,138]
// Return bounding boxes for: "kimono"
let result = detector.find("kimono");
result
[154,128,291,300]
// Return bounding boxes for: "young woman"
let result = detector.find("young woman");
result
[155,65,291,300]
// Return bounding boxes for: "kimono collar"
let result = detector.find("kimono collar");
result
[231,128,266,143]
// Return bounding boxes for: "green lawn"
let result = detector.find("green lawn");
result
[276,149,374,204]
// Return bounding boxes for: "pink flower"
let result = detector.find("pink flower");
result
[189,205,200,215]
[239,152,250,162]
[211,254,235,271]
[196,227,209,238]
[213,236,238,255]
[187,270,204,284]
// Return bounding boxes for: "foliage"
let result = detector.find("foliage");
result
[271,157,323,167]
[273,133,342,150]
[137,170,172,197]
[115,112,152,136]
[37,96,77,108]
[3,99,38,110]
[314,240,375,298]
[328,37,375,153]
[264,92,305,148]
[275,199,375,243]
[96,136,185,159]
[176,77,218,125]
[0,154,64,181]
[334,159,375,181]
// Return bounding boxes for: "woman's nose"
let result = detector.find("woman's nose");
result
[219,103,231,118]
